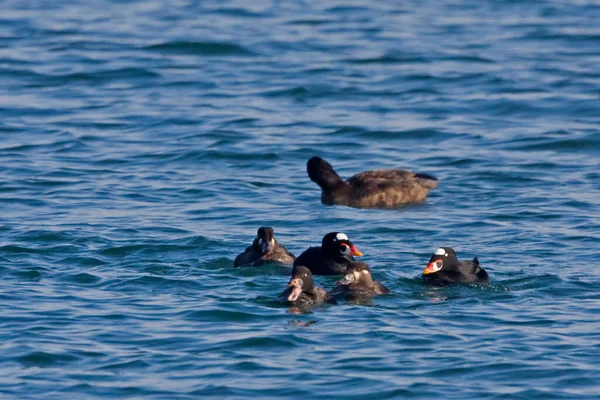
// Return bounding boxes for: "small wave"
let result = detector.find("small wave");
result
[440,55,495,64]
[183,308,267,323]
[0,244,77,255]
[40,68,160,85]
[11,269,43,281]
[210,7,265,18]
[61,272,103,285]
[287,18,334,26]
[328,126,446,141]
[144,41,255,56]
[98,241,208,258]
[97,359,151,371]
[515,132,600,152]
[261,86,310,98]
[17,351,79,368]
[347,55,429,64]
[0,139,90,154]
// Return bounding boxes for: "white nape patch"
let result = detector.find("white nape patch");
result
[258,238,263,245]
[435,248,446,256]
[335,233,349,241]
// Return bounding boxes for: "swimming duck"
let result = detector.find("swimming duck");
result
[233,227,296,267]
[307,156,438,208]
[280,265,337,306]
[293,232,363,275]
[422,247,489,283]
[332,261,390,298]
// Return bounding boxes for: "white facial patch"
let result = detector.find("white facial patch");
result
[340,244,351,255]
[435,248,447,256]
[335,233,349,241]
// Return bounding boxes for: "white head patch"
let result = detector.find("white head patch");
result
[335,233,349,241]
[435,248,447,256]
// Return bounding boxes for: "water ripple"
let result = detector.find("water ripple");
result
[1,0,599,399]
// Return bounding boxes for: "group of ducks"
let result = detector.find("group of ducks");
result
[234,228,489,306]
[233,157,490,307]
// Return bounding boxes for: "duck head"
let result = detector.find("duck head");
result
[286,265,315,302]
[253,227,276,254]
[337,261,374,288]
[423,247,459,275]
[321,232,363,259]
[307,157,344,190]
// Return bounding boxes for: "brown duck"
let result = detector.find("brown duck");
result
[279,265,337,307]
[233,227,295,267]
[332,262,390,298]
[307,156,438,208]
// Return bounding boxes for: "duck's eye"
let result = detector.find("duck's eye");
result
[340,244,350,254]
[435,260,443,271]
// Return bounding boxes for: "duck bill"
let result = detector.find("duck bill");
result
[261,241,274,254]
[287,279,303,301]
[337,274,355,286]
[350,245,363,257]
[423,260,442,275]
[423,262,437,275]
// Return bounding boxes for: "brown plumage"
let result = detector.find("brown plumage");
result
[233,227,296,268]
[279,265,337,307]
[307,156,438,208]
[331,262,390,299]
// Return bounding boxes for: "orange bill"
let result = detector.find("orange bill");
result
[350,245,363,257]
[423,260,442,275]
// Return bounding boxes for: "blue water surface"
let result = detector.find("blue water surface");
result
[1,0,600,398]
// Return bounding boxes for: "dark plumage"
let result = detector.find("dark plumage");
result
[233,227,296,267]
[422,247,489,284]
[332,262,390,298]
[293,232,363,275]
[279,265,337,306]
[307,156,438,208]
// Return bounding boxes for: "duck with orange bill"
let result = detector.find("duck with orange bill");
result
[423,247,489,284]
[293,232,363,275]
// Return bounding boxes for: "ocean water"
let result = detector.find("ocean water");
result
[1,0,600,398]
